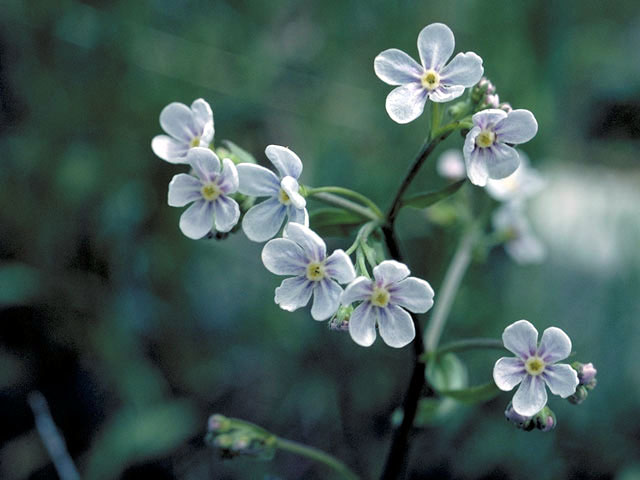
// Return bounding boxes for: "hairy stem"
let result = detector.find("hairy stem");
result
[276,437,360,480]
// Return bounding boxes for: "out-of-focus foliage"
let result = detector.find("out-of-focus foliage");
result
[0,1,638,479]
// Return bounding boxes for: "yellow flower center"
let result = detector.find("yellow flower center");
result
[190,136,201,148]
[475,129,496,148]
[421,70,440,91]
[370,287,390,308]
[525,356,546,376]
[278,188,291,205]
[306,262,325,281]
[201,183,221,201]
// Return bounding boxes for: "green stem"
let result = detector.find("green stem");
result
[308,192,380,222]
[430,103,441,139]
[435,338,506,357]
[423,226,480,353]
[276,437,360,480]
[345,220,380,256]
[306,186,384,219]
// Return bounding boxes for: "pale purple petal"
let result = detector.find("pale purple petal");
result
[213,196,240,232]
[348,302,376,347]
[236,164,280,197]
[280,176,306,209]
[242,198,287,242]
[374,48,423,86]
[538,327,572,363]
[159,102,196,142]
[377,304,415,348]
[151,135,189,164]
[168,174,202,207]
[200,121,214,146]
[389,277,434,313]
[385,83,428,124]
[324,250,356,284]
[265,145,303,179]
[417,23,455,71]
[311,279,342,321]
[283,223,326,262]
[543,364,579,398]
[493,357,527,391]
[373,260,410,286]
[502,319,538,359]
[287,206,309,227]
[274,276,313,312]
[179,199,214,239]
[471,109,507,129]
[428,84,465,103]
[261,238,308,276]
[485,143,521,180]
[464,146,489,187]
[188,148,221,182]
[494,109,538,144]
[218,158,239,194]
[439,51,484,87]
[190,98,213,133]
[340,277,373,305]
[512,374,547,417]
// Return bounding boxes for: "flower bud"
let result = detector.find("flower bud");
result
[504,402,531,429]
[329,305,353,331]
[574,362,597,387]
[208,414,231,433]
[567,385,589,405]
[499,102,513,113]
[533,406,556,432]
[205,414,278,461]
[505,403,556,432]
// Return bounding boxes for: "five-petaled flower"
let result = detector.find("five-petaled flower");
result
[152,99,215,164]
[493,320,579,417]
[374,23,484,124]
[340,260,434,348]
[486,151,545,202]
[168,147,240,239]
[262,223,355,320]
[492,203,546,265]
[463,108,538,186]
[237,145,308,242]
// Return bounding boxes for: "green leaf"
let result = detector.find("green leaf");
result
[437,381,501,404]
[401,179,467,210]
[425,353,468,391]
[219,140,257,164]
[309,208,364,236]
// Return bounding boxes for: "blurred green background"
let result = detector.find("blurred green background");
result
[1,0,639,479]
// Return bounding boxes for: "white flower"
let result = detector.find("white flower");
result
[340,260,434,348]
[463,108,538,186]
[152,99,214,164]
[436,149,467,181]
[168,147,240,239]
[493,320,579,417]
[374,23,484,124]
[237,145,308,242]
[262,223,355,320]
[486,151,545,202]
[493,203,546,265]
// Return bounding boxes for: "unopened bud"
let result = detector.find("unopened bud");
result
[329,305,353,331]
[208,414,231,433]
[499,102,512,113]
[504,402,531,428]
[533,406,556,432]
[485,94,500,109]
[574,362,597,387]
[568,385,589,405]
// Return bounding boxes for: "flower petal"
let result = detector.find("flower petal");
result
[265,145,303,179]
[485,143,520,180]
[502,319,538,359]
[428,84,465,103]
[512,374,547,417]
[439,51,484,87]
[373,260,410,286]
[389,277,434,313]
[506,230,546,265]
[495,109,538,145]
[242,198,287,242]
[168,174,202,207]
[385,83,428,124]
[538,327,572,363]
[200,121,214,146]
[274,276,313,312]
[436,149,466,180]
[159,102,196,142]
[311,279,342,321]
[493,357,526,391]
[190,98,213,133]
[464,147,489,186]
[218,158,239,194]
[471,109,507,129]
[280,176,306,209]
[188,147,221,182]
[340,277,373,305]
[417,23,455,71]
[374,48,423,86]
[287,206,309,227]
[213,196,240,232]
[151,135,189,164]
[179,199,214,239]
[236,163,280,197]
[261,238,308,276]
[377,304,415,348]
[283,223,326,262]
[324,250,356,284]
[348,302,376,347]
[542,364,579,398]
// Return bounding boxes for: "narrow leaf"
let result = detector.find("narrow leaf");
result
[309,208,364,236]
[401,179,467,210]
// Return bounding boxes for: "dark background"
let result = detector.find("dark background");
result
[1,1,639,479]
